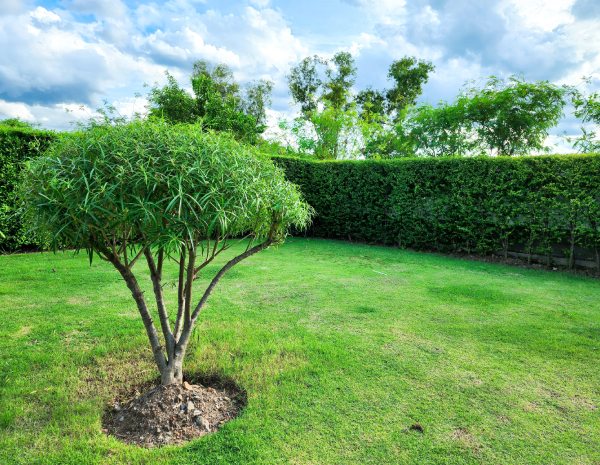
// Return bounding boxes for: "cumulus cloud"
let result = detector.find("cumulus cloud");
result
[0,0,598,139]
[0,1,309,127]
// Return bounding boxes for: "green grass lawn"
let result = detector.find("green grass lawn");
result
[0,238,598,465]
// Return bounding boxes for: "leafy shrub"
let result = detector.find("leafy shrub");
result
[0,125,55,252]
[21,119,312,385]
[273,154,600,269]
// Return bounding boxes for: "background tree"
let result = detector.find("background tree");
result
[402,102,473,157]
[21,120,311,386]
[322,51,357,111]
[288,55,325,117]
[570,79,600,153]
[287,52,358,159]
[355,88,386,124]
[356,58,434,158]
[243,80,275,128]
[148,61,273,144]
[147,72,197,124]
[385,57,435,122]
[401,76,567,157]
[458,76,567,156]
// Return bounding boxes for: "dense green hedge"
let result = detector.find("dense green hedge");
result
[273,155,600,269]
[0,126,56,252]
[3,124,599,269]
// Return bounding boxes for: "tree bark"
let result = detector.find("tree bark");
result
[161,354,184,385]
[98,228,278,386]
[145,249,176,360]
[177,238,273,352]
[112,260,168,376]
[569,224,576,270]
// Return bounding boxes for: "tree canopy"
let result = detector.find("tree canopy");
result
[402,76,568,157]
[570,81,600,153]
[22,119,311,384]
[148,60,273,144]
[285,53,434,159]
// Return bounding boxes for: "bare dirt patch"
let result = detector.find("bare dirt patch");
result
[12,325,32,338]
[451,427,481,453]
[102,375,246,447]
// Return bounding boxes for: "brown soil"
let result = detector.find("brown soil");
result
[102,377,245,447]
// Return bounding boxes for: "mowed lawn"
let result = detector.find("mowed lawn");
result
[0,238,598,465]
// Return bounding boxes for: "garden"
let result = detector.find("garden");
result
[0,48,599,465]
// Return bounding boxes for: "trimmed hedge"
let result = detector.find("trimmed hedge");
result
[0,126,56,252]
[273,155,600,269]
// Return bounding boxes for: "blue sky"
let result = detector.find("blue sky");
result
[1,0,599,149]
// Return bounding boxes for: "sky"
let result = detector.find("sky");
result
[1,0,599,150]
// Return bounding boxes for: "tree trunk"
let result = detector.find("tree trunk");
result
[160,342,191,385]
[161,357,184,385]
[568,225,576,270]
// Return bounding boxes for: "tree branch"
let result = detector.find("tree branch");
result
[145,248,175,360]
[92,238,168,373]
[192,241,230,279]
[183,245,196,330]
[174,246,186,341]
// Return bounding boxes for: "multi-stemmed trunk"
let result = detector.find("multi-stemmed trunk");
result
[100,233,276,386]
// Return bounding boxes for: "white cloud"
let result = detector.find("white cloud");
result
[2,0,33,14]
[249,0,270,7]
[30,6,61,24]
[0,99,93,129]
[0,100,35,121]
[349,0,407,26]
[140,27,241,68]
[502,0,576,31]
[0,0,598,142]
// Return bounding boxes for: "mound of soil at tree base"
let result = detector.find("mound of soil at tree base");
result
[102,379,245,447]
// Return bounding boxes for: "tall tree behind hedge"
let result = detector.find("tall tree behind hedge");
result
[287,52,357,159]
[570,79,600,153]
[148,60,273,144]
[286,53,433,159]
[405,76,567,157]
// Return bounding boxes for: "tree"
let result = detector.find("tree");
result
[287,52,359,159]
[355,88,386,124]
[147,72,197,124]
[21,120,311,385]
[355,58,434,159]
[148,61,273,144]
[288,55,324,117]
[570,80,600,153]
[284,54,434,159]
[322,51,357,111]
[458,76,567,156]
[402,102,473,157]
[243,80,274,128]
[403,76,568,157]
[386,57,435,121]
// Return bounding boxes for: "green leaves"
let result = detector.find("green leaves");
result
[0,125,55,252]
[22,120,312,260]
[274,154,600,266]
[570,83,600,153]
[147,61,273,145]
[405,76,568,157]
